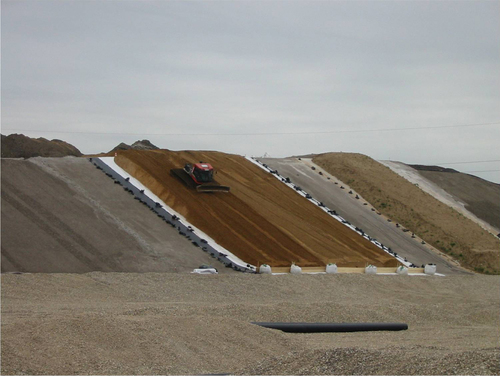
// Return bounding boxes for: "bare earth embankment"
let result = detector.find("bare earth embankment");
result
[381,161,500,234]
[1,157,230,273]
[2,273,499,375]
[313,153,500,274]
[115,149,397,268]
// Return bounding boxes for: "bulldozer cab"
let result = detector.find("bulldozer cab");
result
[192,163,214,183]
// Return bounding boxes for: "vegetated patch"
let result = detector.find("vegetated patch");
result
[313,152,500,274]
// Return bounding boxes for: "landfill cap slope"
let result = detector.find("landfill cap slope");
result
[409,165,500,231]
[313,152,500,274]
[0,157,235,273]
[115,150,398,268]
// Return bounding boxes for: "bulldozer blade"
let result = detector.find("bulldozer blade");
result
[196,184,230,193]
[171,168,198,189]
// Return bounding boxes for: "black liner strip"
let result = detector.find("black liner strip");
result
[252,322,408,333]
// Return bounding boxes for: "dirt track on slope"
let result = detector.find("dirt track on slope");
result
[115,150,397,268]
[313,153,500,274]
[2,273,499,375]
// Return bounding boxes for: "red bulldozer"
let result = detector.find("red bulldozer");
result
[171,162,230,193]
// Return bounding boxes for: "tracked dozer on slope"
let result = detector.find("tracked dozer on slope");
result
[170,162,230,193]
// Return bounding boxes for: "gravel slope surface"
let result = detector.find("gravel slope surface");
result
[260,157,466,275]
[2,273,499,375]
[1,157,231,273]
[313,153,500,274]
[380,161,499,234]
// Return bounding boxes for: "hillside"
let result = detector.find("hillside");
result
[409,165,500,231]
[1,134,82,158]
[313,153,500,274]
[115,149,397,268]
[1,157,232,273]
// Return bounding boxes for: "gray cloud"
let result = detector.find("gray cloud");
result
[2,0,499,182]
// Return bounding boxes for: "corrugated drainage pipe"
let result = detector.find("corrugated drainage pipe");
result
[252,322,408,333]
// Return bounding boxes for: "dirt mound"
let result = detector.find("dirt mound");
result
[115,150,398,268]
[109,139,159,153]
[313,153,500,274]
[1,134,82,158]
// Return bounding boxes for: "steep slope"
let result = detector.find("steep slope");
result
[409,165,500,231]
[115,149,398,268]
[1,157,232,273]
[313,153,500,274]
[261,157,467,274]
[381,161,499,235]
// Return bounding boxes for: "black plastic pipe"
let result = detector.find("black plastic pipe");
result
[252,322,408,333]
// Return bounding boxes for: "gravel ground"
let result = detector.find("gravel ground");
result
[2,273,499,375]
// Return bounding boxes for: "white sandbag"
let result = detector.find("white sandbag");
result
[259,264,272,274]
[396,266,409,275]
[365,265,377,274]
[290,264,302,274]
[326,263,338,274]
[192,268,218,274]
[424,264,436,275]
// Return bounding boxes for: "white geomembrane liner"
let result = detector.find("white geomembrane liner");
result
[100,157,252,269]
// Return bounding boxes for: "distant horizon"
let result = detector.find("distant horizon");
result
[2,131,499,185]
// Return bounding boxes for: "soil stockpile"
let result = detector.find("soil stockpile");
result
[2,273,499,375]
[1,133,82,158]
[313,153,500,274]
[410,166,500,231]
[109,139,159,153]
[1,157,232,273]
[115,149,397,268]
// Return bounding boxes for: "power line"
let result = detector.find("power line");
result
[463,169,500,173]
[435,159,500,165]
[2,121,499,137]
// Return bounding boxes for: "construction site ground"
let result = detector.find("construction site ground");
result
[2,151,499,375]
[261,158,467,275]
[2,273,499,375]
[114,149,397,268]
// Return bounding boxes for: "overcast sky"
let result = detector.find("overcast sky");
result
[2,0,499,182]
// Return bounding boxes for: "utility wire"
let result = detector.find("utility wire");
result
[434,159,500,165]
[2,121,499,137]
[463,169,500,173]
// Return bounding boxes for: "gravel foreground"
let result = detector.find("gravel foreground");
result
[2,273,499,375]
